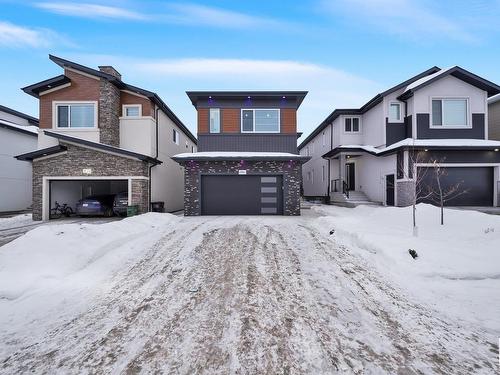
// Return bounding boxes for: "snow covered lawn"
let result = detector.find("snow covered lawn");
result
[0,210,498,374]
[0,214,33,231]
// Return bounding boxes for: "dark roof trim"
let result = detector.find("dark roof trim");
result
[44,131,162,165]
[24,55,197,144]
[186,91,308,108]
[298,66,441,150]
[15,145,67,161]
[398,66,500,101]
[0,121,38,137]
[22,75,72,99]
[0,105,39,125]
[172,155,311,163]
[322,147,378,159]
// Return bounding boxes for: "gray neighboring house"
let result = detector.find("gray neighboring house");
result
[300,66,500,207]
[488,94,500,141]
[172,91,310,215]
[0,105,39,213]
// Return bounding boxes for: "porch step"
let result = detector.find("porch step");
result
[330,191,381,207]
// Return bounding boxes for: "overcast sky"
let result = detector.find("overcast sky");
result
[1,0,500,141]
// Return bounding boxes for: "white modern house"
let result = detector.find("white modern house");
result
[0,105,39,213]
[300,66,500,207]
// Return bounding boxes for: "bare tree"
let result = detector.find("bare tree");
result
[395,147,433,235]
[427,161,469,225]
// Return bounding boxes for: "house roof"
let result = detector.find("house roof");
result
[15,145,67,161]
[398,66,500,100]
[186,91,308,108]
[298,66,441,150]
[488,93,500,105]
[0,119,39,136]
[0,104,39,126]
[38,130,162,164]
[172,151,311,163]
[322,138,500,158]
[22,55,197,144]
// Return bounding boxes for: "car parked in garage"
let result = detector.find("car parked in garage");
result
[113,192,128,216]
[76,195,116,217]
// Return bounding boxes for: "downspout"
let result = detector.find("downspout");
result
[148,106,160,211]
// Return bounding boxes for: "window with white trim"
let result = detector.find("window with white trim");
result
[322,131,326,146]
[432,98,468,127]
[209,108,220,133]
[344,117,360,133]
[123,104,141,117]
[389,102,402,122]
[241,109,280,132]
[173,129,179,145]
[322,165,325,181]
[55,103,96,128]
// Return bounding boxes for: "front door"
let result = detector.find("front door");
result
[386,174,395,206]
[345,163,355,191]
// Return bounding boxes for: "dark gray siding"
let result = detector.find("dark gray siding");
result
[489,101,500,140]
[197,134,298,154]
[415,149,500,163]
[386,116,413,146]
[416,113,485,139]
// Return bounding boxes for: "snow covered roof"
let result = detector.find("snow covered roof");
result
[172,151,311,162]
[404,67,454,92]
[0,119,39,136]
[323,138,500,158]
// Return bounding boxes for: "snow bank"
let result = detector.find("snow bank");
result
[0,213,178,300]
[0,214,33,230]
[312,204,500,332]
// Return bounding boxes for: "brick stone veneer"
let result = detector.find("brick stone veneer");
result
[32,143,149,220]
[99,79,120,146]
[396,180,416,207]
[183,160,302,216]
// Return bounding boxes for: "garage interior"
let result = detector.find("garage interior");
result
[49,179,128,214]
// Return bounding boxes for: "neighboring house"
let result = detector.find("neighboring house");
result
[172,91,310,215]
[0,105,39,213]
[16,55,197,221]
[300,66,500,207]
[488,94,500,140]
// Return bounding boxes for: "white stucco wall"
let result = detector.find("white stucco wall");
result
[362,101,385,147]
[150,109,197,212]
[356,154,397,203]
[119,116,156,156]
[301,124,331,197]
[0,128,37,212]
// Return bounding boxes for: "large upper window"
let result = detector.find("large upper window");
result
[344,117,360,133]
[432,99,468,127]
[209,108,220,133]
[56,103,96,128]
[241,109,280,133]
[389,102,402,122]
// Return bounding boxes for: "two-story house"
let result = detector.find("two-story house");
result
[16,55,197,220]
[172,91,310,215]
[300,66,500,207]
[0,105,39,213]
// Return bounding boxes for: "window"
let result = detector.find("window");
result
[55,103,96,128]
[241,109,280,132]
[432,99,468,127]
[123,105,141,117]
[173,129,179,144]
[344,117,360,133]
[209,108,220,133]
[191,145,195,153]
[322,165,325,181]
[185,140,189,148]
[311,169,314,184]
[322,131,326,146]
[389,102,402,122]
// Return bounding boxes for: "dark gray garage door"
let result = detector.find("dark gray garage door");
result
[418,167,493,206]
[201,175,283,215]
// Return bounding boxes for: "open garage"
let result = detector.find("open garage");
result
[45,178,130,219]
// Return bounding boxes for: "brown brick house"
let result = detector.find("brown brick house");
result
[16,55,196,220]
[172,92,310,215]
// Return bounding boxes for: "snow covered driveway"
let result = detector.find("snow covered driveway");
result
[0,211,498,374]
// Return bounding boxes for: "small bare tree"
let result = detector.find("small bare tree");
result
[395,147,433,235]
[427,161,469,225]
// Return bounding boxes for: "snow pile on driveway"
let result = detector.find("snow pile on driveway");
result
[0,213,178,301]
[312,204,500,332]
[0,214,33,230]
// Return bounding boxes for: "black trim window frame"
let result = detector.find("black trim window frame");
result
[172,128,179,144]
[431,98,469,127]
[344,116,361,133]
